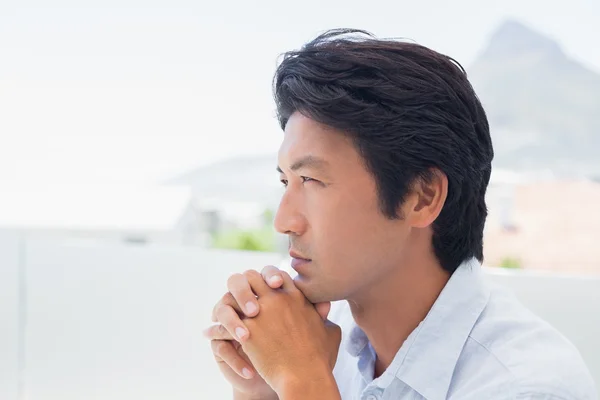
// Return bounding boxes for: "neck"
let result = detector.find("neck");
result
[347,254,450,378]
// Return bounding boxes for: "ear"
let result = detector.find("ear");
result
[404,169,448,229]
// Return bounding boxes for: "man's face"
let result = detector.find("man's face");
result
[275,112,412,303]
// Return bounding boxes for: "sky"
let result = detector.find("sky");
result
[1,0,599,186]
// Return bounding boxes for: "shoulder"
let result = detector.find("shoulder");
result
[451,285,597,399]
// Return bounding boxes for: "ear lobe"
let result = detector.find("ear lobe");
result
[409,169,448,229]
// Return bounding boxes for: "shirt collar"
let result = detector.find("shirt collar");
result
[345,258,490,400]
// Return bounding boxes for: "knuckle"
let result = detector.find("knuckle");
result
[214,302,225,316]
[211,340,226,356]
[242,269,261,280]
[217,324,228,336]
[221,292,235,306]
[221,292,244,314]
[205,325,216,338]
[219,308,242,331]
[215,304,232,323]
[226,273,243,289]
[216,341,230,357]
[213,293,230,312]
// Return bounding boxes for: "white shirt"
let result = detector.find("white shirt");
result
[329,258,597,400]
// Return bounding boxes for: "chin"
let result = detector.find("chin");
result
[293,275,319,301]
[293,275,340,303]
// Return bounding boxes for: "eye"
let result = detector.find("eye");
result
[280,176,319,188]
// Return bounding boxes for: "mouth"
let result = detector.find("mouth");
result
[289,250,310,260]
[290,257,311,272]
[289,251,312,272]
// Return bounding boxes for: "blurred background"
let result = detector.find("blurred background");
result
[0,0,599,399]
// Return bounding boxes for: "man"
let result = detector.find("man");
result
[204,29,597,399]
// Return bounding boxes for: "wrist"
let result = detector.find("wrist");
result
[275,369,339,400]
[233,389,279,400]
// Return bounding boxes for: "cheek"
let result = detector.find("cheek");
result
[312,197,385,261]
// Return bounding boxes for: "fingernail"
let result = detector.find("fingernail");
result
[269,275,282,285]
[235,327,248,340]
[242,367,253,379]
[245,302,257,315]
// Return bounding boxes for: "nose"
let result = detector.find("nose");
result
[273,187,307,236]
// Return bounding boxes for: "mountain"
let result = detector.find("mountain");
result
[468,19,600,178]
[173,20,600,193]
[166,155,282,208]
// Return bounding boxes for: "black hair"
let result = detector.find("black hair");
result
[273,29,494,273]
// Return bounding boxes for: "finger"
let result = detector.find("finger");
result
[215,303,250,342]
[278,270,299,291]
[242,269,271,297]
[325,321,342,356]
[211,340,254,379]
[212,292,243,322]
[203,324,235,341]
[325,320,342,345]
[314,302,331,321]
[261,265,284,288]
[227,274,260,317]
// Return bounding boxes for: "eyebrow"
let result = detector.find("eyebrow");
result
[276,155,330,174]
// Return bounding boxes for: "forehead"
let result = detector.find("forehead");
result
[278,113,357,167]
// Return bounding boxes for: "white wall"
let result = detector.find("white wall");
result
[7,228,202,247]
[19,237,281,400]
[0,232,20,400]
[0,233,598,399]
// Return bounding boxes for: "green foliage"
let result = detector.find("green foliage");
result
[212,228,275,252]
[500,257,522,269]
[262,208,275,226]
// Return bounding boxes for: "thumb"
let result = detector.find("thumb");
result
[325,320,342,362]
[326,320,342,340]
[314,301,331,321]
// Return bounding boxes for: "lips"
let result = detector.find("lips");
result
[289,250,311,261]
[290,257,311,271]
